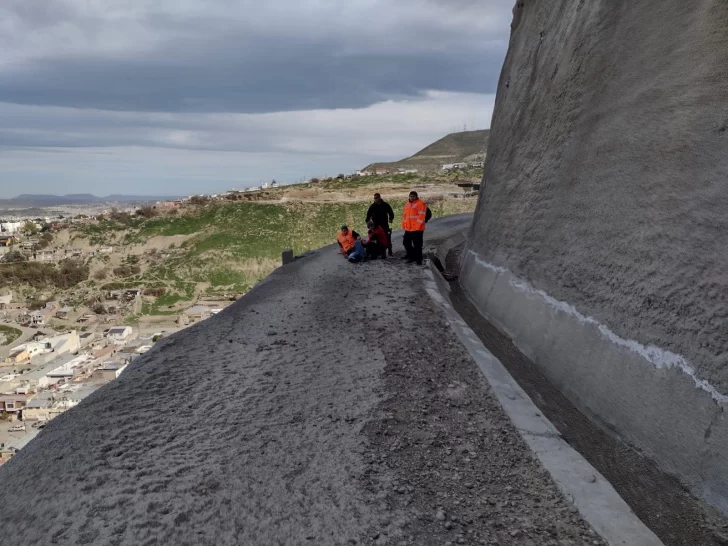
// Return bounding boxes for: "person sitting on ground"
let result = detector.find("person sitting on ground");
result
[363,220,389,259]
[337,225,367,263]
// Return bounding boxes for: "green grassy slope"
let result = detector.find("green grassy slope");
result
[126,198,474,298]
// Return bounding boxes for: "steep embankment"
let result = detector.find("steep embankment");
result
[462,1,728,511]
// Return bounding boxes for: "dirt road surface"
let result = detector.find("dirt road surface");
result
[0,218,600,545]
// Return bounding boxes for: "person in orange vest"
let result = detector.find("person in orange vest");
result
[401,191,432,265]
[337,224,366,263]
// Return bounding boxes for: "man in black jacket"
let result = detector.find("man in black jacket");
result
[366,193,395,256]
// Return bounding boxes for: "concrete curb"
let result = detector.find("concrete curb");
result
[423,244,663,546]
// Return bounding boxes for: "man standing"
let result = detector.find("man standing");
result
[401,191,431,265]
[366,193,394,256]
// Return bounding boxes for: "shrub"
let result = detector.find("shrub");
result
[58,259,89,288]
[190,195,210,206]
[114,265,141,277]
[3,251,27,263]
[93,269,108,281]
[92,303,107,315]
[136,205,158,219]
[0,259,88,290]
[143,287,166,297]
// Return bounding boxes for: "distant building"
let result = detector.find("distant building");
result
[77,314,99,325]
[33,249,57,262]
[55,307,73,320]
[441,162,468,171]
[0,222,23,234]
[93,364,128,383]
[0,445,19,465]
[0,392,33,416]
[107,326,133,344]
[0,235,18,248]
[184,305,212,322]
[79,332,97,348]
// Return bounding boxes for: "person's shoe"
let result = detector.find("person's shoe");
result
[416,261,423,266]
[406,258,415,264]
[388,250,393,257]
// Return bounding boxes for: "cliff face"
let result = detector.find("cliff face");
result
[463,0,728,509]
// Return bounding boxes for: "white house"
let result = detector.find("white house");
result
[0,222,23,234]
[107,326,133,344]
[22,354,91,388]
[441,162,468,171]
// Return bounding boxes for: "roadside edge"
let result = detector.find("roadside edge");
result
[423,258,664,546]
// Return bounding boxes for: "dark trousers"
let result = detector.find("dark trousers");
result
[386,227,393,254]
[403,231,424,264]
[366,242,386,259]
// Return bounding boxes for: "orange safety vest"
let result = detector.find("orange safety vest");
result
[401,199,428,232]
[337,230,356,252]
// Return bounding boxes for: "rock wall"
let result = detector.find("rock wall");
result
[463,0,728,511]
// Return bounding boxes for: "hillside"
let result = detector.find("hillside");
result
[0,193,179,209]
[364,130,489,172]
[2,168,481,325]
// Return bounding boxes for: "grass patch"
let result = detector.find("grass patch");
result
[0,325,22,346]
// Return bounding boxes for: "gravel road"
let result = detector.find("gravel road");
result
[0,220,600,545]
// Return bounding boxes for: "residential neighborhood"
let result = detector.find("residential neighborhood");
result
[0,323,166,464]
[0,305,225,465]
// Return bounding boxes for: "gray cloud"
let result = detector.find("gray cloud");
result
[0,0,511,113]
[0,0,511,197]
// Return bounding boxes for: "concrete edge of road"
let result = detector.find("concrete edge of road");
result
[423,240,664,546]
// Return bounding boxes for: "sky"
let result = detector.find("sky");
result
[0,0,513,198]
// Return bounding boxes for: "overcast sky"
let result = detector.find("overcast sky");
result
[0,0,512,198]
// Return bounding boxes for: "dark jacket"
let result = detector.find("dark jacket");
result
[366,201,395,229]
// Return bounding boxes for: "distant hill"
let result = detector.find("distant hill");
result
[0,194,180,209]
[364,130,489,173]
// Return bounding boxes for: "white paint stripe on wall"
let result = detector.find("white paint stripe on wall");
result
[466,250,728,405]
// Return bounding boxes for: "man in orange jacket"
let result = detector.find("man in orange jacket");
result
[401,191,432,265]
[337,225,366,263]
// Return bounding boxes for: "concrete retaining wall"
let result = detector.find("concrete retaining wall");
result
[460,250,728,512]
[462,0,728,513]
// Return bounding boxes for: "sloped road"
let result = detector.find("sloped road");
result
[0,216,599,545]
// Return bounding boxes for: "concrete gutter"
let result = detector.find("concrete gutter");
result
[423,230,663,546]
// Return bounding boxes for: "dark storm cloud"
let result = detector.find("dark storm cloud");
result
[0,0,511,114]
